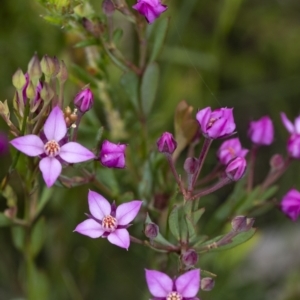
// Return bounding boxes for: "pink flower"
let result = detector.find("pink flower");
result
[145,269,200,300]
[10,106,95,187]
[74,190,143,250]
[281,112,300,158]
[248,116,274,145]
[0,132,9,155]
[132,0,168,24]
[281,189,300,221]
[157,132,177,154]
[74,88,94,113]
[196,107,236,139]
[217,138,248,165]
[225,156,247,181]
[99,140,127,168]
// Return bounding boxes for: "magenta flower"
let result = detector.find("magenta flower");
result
[74,190,143,250]
[74,88,94,113]
[217,138,248,165]
[248,116,274,145]
[99,140,127,168]
[0,132,9,155]
[225,156,247,181]
[196,107,236,139]
[10,106,95,187]
[281,112,300,158]
[132,0,168,24]
[281,189,300,221]
[157,132,177,154]
[145,269,200,300]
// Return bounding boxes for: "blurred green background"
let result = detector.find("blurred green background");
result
[1,0,300,299]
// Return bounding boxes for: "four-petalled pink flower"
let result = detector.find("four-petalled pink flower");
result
[74,190,143,250]
[145,269,201,300]
[10,106,95,187]
[132,0,168,24]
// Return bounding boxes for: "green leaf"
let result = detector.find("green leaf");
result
[168,205,180,241]
[185,214,196,242]
[0,213,13,227]
[42,15,63,26]
[37,188,54,217]
[236,187,261,214]
[11,226,25,251]
[260,185,278,202]
[74,38,98,48]
[149,18,169,62]
[71,64,98,88]
[193,208,205,224]
[113,29,123,45]
[191,235,208,248]
[31,217,46,257]
[120,71,139,111]
[141,63,159,116]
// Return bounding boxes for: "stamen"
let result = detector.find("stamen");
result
[102,215,118,232]
[44,140,60,157]
[166,291,183,300]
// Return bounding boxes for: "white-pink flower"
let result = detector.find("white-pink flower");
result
[145,269,201,300]
[74,190,143,250]
[10,106,95,187]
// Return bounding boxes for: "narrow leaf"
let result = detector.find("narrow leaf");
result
[120,71,139,111]
[168,205,180,241]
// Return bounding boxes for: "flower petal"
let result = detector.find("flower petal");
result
[175,269,200,298]
[280,112,294,134]
[39,157,62,187]
[145,269,172,297]
[10,135,44,157]
[74,219,105,238]
[116,200,143,225]
[88,190,111,220]
[44,106,67,141]
[60,142,95,163]
[107,228,130,250]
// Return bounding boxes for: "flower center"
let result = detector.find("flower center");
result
[44,140,60,157]
[166,291,183,300]
[227,146,235,156]
[207,117,218,129]
[102,215,118,232]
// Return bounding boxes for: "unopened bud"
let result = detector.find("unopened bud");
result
[26,81,36,100]
[28,53,42,82]
[184,157,199,174]
[40,82,55,102]
[201,277,215,291]
[144,222,159,239]
[270,154,284,171]
[40,55,57,78]
[74,88,94,113]
[0,132,9,155]
[12,68,26,90]
[181,249,198,267]
[157,132,177,154]
[231,215,254,232]
[102,0,115,16]
[225,156,247,181]
[57,60,68,83]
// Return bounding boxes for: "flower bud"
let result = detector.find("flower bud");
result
[270,154,284,171]
[57,60,68,84]
[40,82,55,102]
[217,137,248,165]
[287,134,300,159]
[99,140,127,168]
[74,88,94,113]
[12,68,27,90]
[225,157,247,181]
[102,0,115,16]
[27,53,42,82]
[40,55,57,78]
[144,222,159,239]
[231,216,254,232]
[201,277,215,291]
[196,107,236,139]
[184,157,199,174]
[281,189,300,221]
[248,116,274,145]
[181,249,198,267]
[157,132,177,154]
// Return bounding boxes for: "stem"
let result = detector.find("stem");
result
[72,113,83,142]
[246,145,258,193]
[166,154,186,197]
[190,177,231,200]
[190,138,213,191]
[196,163,221,186]
[58,81,65,108]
